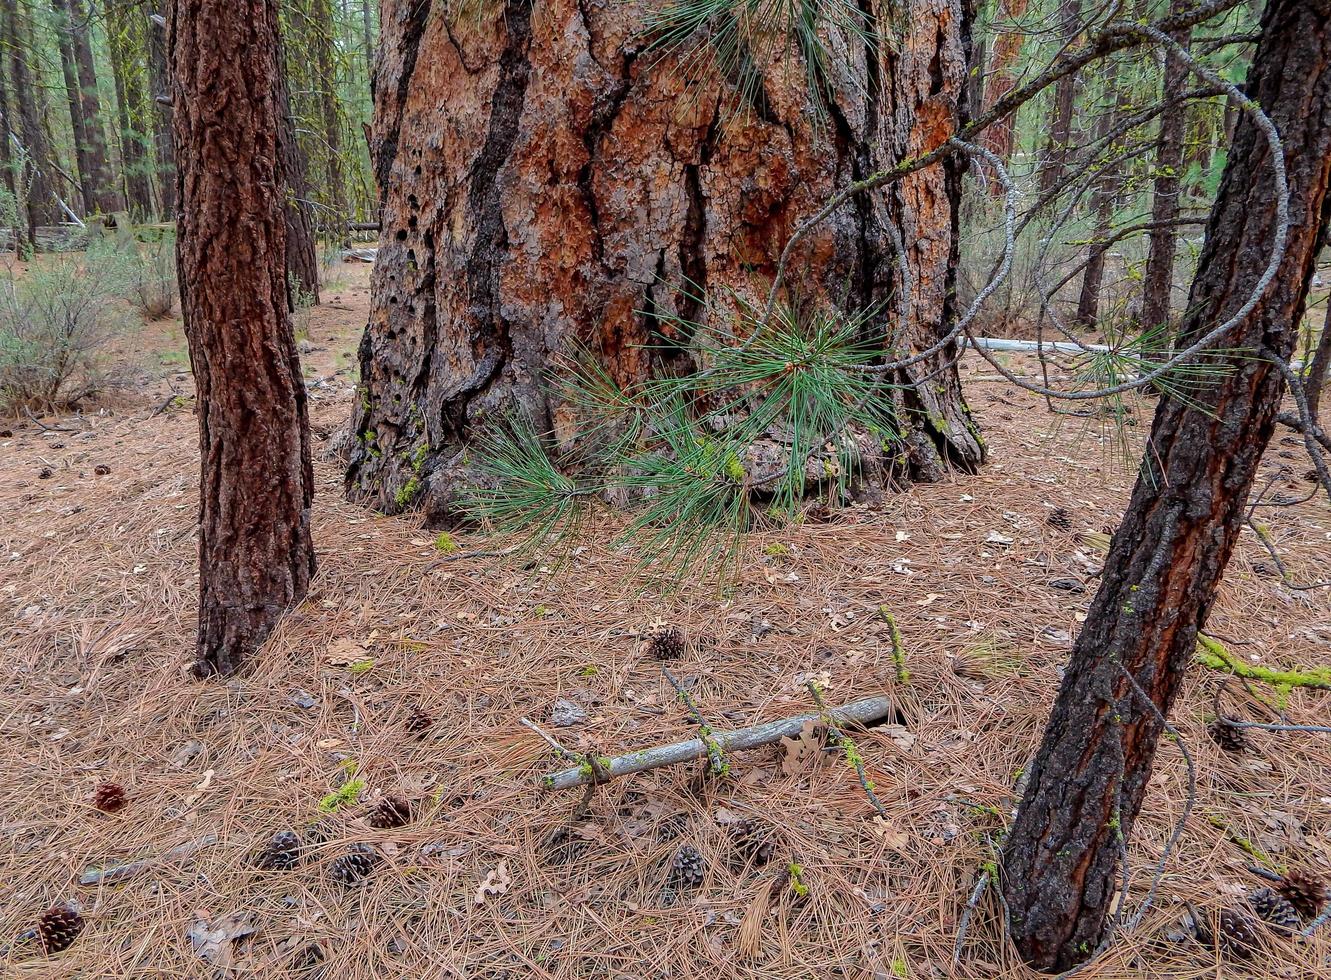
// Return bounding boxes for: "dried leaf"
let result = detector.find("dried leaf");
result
[779,720,824,776]
[187,912,256,969]
[324,637,367,666]
[475,861,511,904]
[869,816,909,849]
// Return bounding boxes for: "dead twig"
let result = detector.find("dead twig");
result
[78,834,220,886]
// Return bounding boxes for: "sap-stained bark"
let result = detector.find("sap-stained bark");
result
[350,0,984,518]
[1002,0,1331,970]
[169,0,315,676]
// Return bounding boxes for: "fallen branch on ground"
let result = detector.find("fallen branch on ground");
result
[79,834,220,885]
[539,695,899,790]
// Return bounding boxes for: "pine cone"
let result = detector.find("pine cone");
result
[91,782,128,813]
[1046,507,1074,531]
[329,844,380,886]
[405,705,433,738]
[731,818,775,867]
[648,626,686,661]
[1207,718,1250,754]
[1248,887,1301,933]
[1213,908,1261,958]
[367,796,412,830]
[36,905,83,954]
[543,826,586,866]
[669,845,706,889]
[254,830,301,871]
[1278,868,1330,920]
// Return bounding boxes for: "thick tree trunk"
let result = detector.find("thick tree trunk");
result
[1001,0,1331,971]
[148,1,177,218]
[349,0,984,519]
[3,0,59,233]
[979,0,1030,167]
[1140,5,1192,344]
[168,0,315,678]
[105,0,155,217]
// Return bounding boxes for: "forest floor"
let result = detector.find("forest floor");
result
[2,261,1330,979]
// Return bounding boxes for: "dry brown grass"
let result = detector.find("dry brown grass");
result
[1,348,1329,978]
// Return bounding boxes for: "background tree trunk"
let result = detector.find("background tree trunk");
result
[3,0,58,233]
[306,0,347,233]
[66,0,123,213]
[276,27,320,303]
[52,0,96,215]
[168,0,315,678]
[1037,0,1081,197]
[1140,3,1192,343]
[349,0,985,519]
[979,0,1030,167]
[105,0,155,216]
[1001,0,1331,970]
[1075,57,1126,327]
[148,1,176,217]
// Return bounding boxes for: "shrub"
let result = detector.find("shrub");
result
[0,249,135,413]
[128,234,178,319]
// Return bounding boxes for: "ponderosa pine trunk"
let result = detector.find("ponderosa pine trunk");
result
[1001,0,1331,970]
[979,0,1030,167]
[348,0,985,519]
[66,0,123,213]
[3,0,58,233]
[1075,57,1127,326]
[307,0,347,232]
[105,0,155,217]
[168,0,315,677]
[1037,0,1081,198]
[277,29,320,303]
[148,2,176,218]
[52,0,95,215]
[1140,5,1192,343]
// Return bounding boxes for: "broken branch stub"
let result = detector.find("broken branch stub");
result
[540,695,900,790]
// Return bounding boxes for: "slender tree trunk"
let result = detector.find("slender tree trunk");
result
[52,0,95,215]
[105,0,155,217]
[1038,0,1081,198]
[307,0,347,231]
[168,0,315,678]
[349,0,985,519]
[3,0,58,233]
[980,0,1030,168]
[360,0,374,85]
[1140,3,1193,344]
[276,28,320,303]
[1002,0,1331,970]
[1076,58,1128,327]
[0,60,26,254]
[148,1,176,218]
[1306,300,1331,420]
[66,0,123,212]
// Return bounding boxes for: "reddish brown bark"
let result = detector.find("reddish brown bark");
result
[276,31,320,304]
[168,0,315,677]
[1002,0,1331,970]
[349,0,984,519]
[980,0,1030,166]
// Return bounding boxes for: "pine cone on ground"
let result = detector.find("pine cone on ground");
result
[1207,718,1250,754]
[367,796,412,830]
[1248,888,1301,933]
[731,818,776,867]
[1046,507,1074,531]
[1212,908,1262,958]
[36,905,83,954]
[543,826,586,866]
[91,782,128,813]
[1278,868,1330,921]
[329,844,380,886]
[254,830,301,871]
[405,705,433,738]
[669,845,706,889]
[648,626,686,661]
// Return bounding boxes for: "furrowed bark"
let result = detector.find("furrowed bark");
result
[350,0,984,520]
[169,0,316,677]
[1002,0,1331,970]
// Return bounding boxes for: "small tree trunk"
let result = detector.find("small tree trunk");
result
[360,0,374,86]
[1002,0,1331,970]
[1037,0,1081,198]
[1306,300,1331,420]
[148,1,177,218]
[67,0,123,213]
[52,0,95,215]
[168,0,316,678]
[0,63,27,254]
[980,0,1031,168]
[105,0,155,217]
[1076,57,1127,327]
[3,0,59,235]
[276,28,320,303]
[1140,3,1192,346]
[307,0,347,232]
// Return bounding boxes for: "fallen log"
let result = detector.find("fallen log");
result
[540,695,899,790]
